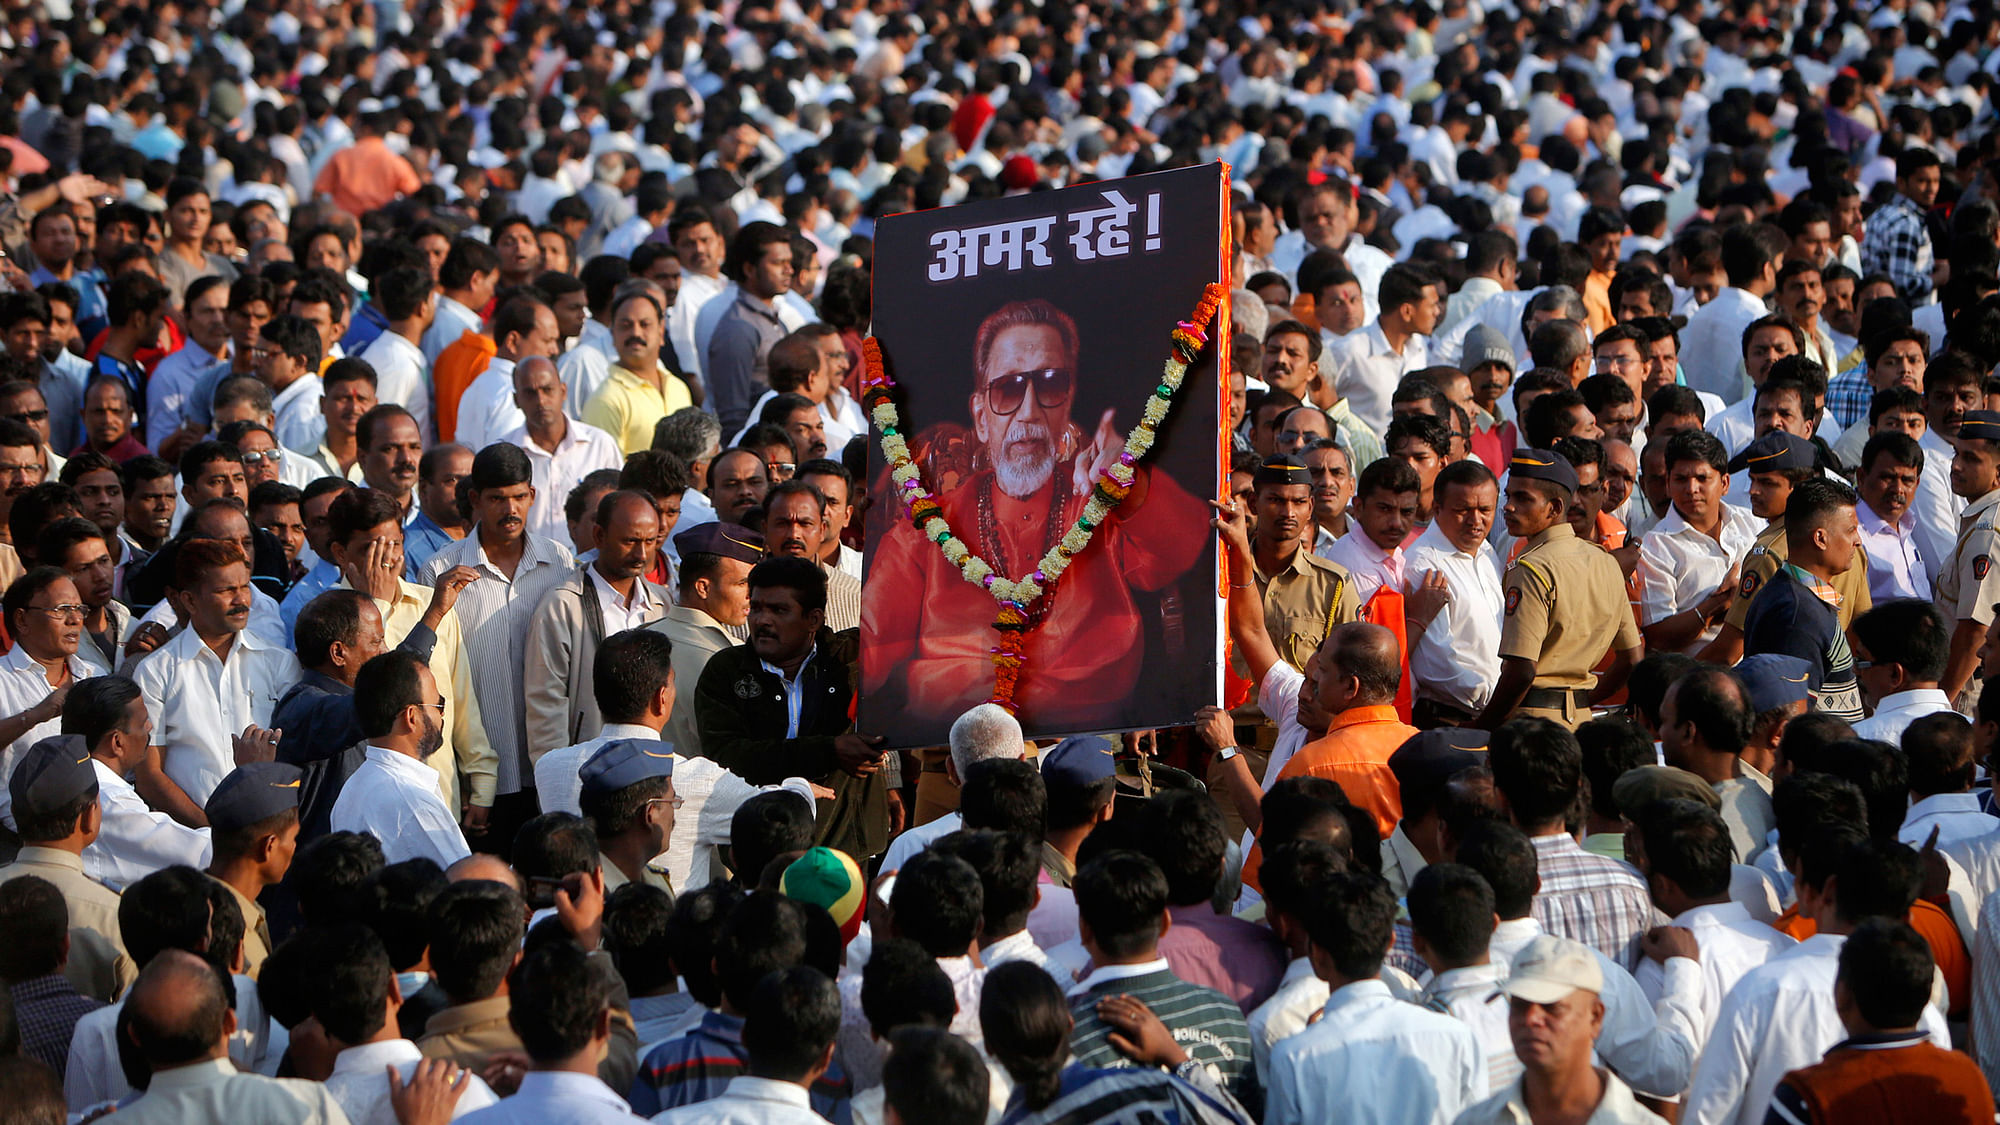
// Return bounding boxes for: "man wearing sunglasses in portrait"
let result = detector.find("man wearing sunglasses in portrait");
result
[863,298,1207,731]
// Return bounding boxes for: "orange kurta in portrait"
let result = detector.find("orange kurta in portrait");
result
[863,460,1206,729]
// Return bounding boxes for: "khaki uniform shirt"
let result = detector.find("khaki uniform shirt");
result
[1725,516,1873,631]
[1939,487,2000,626]
[599,849,672,896]
[1255,545,1361,671]
[417,995,522,1070]
[1500,523,1642,691]
[0,846,135,1001]
[210,874,272,979]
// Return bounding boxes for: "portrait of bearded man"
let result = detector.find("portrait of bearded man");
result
[862,298,1207,741]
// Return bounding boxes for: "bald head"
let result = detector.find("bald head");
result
[1326,622,1402,706]
[125,950,232,1069]
[514,356,559,387]
[447,853,523,893]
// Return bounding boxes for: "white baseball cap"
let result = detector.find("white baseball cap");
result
[1500,935,1603,1004]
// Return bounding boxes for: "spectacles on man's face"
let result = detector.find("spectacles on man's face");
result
[25,604,86,622]
[240,449,284,466]
[766,460,797,482]
[645,795,685,812]
[982,368,1074,416]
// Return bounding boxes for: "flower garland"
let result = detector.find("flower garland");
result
[862,282,1227,711]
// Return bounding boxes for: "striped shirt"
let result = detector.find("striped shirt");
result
[1420,964,1519,1091]
[1068,963,1254,1103]
[1529,833,1656,970]
[997,1064,1254,1125]
[627,1010,853,1121]
[823,561,862,632]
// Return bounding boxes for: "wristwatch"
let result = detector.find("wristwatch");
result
[1216,744,1240,761]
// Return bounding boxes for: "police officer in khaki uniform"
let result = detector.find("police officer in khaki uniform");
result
[1938,411,2000,700]
[1704,431,1873,664]
[1249,455,1360,671]
[1475,448,1642,730]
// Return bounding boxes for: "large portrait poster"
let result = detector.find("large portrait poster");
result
[859,163,1229,749]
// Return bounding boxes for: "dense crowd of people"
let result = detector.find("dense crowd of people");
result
[6,0,2000,1122]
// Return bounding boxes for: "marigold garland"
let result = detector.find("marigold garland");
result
[865,282,1227,712]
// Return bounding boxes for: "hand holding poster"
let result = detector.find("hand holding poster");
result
[860,164,1229,749]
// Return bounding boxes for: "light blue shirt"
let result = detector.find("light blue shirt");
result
[456,1071,648,1125]
[279,559,341,637]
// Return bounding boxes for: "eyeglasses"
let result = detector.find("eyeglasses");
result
[645,795,686,811]
[415,701,447,712]
[25,605,86,622]
[766,461,797,481]
[240,449,284,466]
[5,409,47,425]
[0,460,42,477]
[982,368,1073,416]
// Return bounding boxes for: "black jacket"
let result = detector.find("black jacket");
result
[693,627,887,862]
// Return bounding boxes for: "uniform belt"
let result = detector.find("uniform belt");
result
[1521,687,1590,710]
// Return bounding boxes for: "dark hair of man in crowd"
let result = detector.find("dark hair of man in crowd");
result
[1073,850,1169,959]
[426,880,527,1004]
[1489,716,1583,831]
[509,939,614,1064]
[930,829,1041,941]
[883,1025,991,1125]
[745,965,842,1083]
[363,857,449,974]
[958,758,1046,837]
[728,791,814,888]
[890,850,983,958]
[667,882,746,1009]
[714,892,813,1013]
[290,831,387,929]
[860,936,956,1040]
[604,884,679,997]
[1407,863,1496,969]
[1453,820,1541,920]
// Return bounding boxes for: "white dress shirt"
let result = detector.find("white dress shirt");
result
[1677,286,1769,403]
[358,329,435,442]
[423,294,483,368]
[454,358,526,451]
[455,1070,648,1124]
[982,928,1049,970]
[93,1059,339,1125]
[1631,901,1793,1049]
[1489,917,1704,1099]
[1248,956,1327,1082]
[1319,528,1405,606]
[330,745,471,868]
[271,373,326,454]
[534,722,816,892]
[589,565,664,635]
[667,271,729,387]
[325,1038,498,1124]
[839,954,985,1091]
[0,644,105,829]
[1404,524,1504,712]
[1856,497,1933,601]
[881,809,960,875]
[651,1076,826,1125]
[1682,933,1951,1125]
[132,626,298,807]
[1266,978,1486,1125]
[82,757,211,890]
[422,532,574,796]
[1971,889,2000,1092]
[1638,504,1761,652]
[1913,429,1964,583]
[1900,792,1995,848]
[1322,321,1430,437]
[1853,688,1955,747]
[1419,963,1517,1091]
[147,339,224,447]
[501,419,625,551]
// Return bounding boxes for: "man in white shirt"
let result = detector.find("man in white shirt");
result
[1854,431,1934,601]
[329,650,470,869]
[1897,712,1994,848]
[1405,460,1504,726]
[1437,230,1516,339]
[1320,456,1417,607]
[1409,865,1517,1092]
[653,966,839,1125]
[146,275,233,449]
[880,703,1024,875]
[500,357,624,551]
[1321,262,1440,437]
[130,539,297,824]
[1851,598,1956,746]
[1678,224,1782,404]
[1683,831,1951,1125]
[1639,430,1761,655]
[422,444,574,832]
[422,239,499,369]
[0,569,107,831]
[257,315,327,456]
[452,296,563,453]
[1265,869,1486,1125]
[356,266,439,442]
[1625,799,1794,1044]
[317,925,497,1124]
[71,677,210,891]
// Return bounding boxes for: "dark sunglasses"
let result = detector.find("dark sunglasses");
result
[982,368,1074,416]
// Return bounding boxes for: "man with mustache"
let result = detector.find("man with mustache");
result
[864,299,1208,731]
[422,444,573,849]
[583,284,694,456]
[129,538,299,827]
[705,448,769,527]
[762,480,861,631]
[525,490,671,757]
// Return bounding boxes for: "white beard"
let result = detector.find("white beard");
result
[992,422,1055,499]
